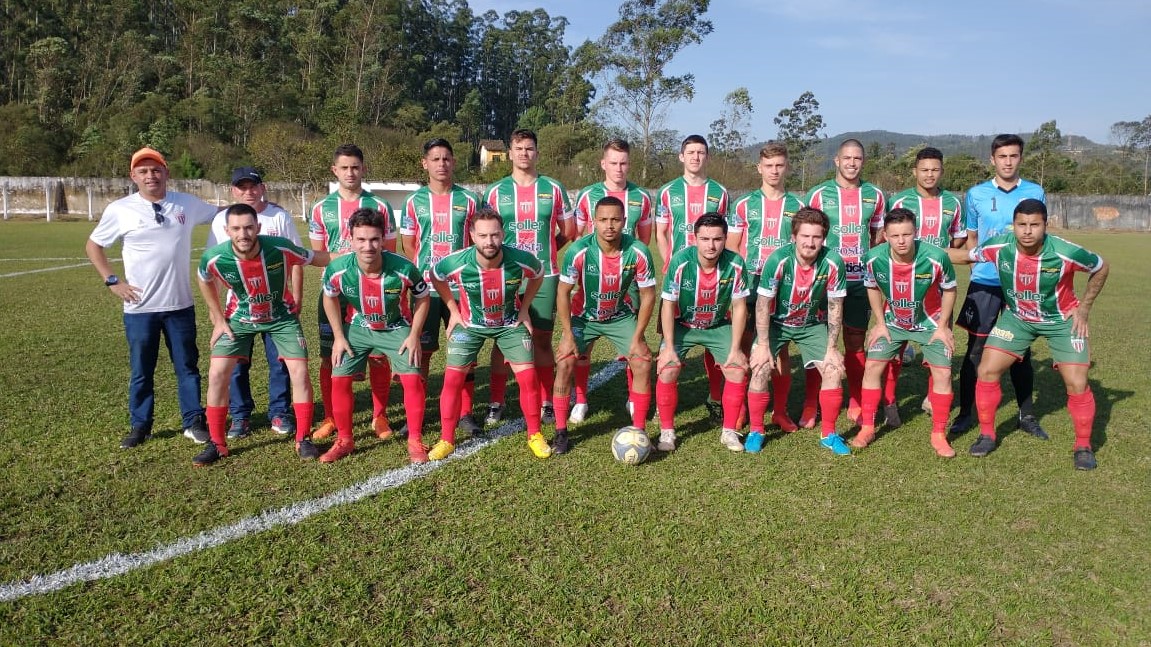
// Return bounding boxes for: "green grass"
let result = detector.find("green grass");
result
[0,221,1148,645]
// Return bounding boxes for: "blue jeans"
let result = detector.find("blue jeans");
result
[123,306,204,431]
[229,332,293,423]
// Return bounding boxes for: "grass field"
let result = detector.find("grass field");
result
[0,221,1148,645]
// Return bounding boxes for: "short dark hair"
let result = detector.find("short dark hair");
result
[1013,198,1048,223]
[225,203,258,223]
[792,207,830,237]
[470,206,504,229]
[595,196,625,212]
[423,138,453,156]
[693,212,727,235]
[991,134,1025,153]
[348,207,387,233]
[838,139,865,155]
[511,129,537,146]
[681,134,709,153]
[603,138,630,154]
[333,143,364,163]
[884,207,917,229]
[915,147,943,164]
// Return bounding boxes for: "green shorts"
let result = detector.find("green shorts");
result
[866,327,952,368]
[419,296,451,352]
[765,321,828,368]
[445,324,535,368]
[523,275,559,332]
[987,310,1089,366]
[843,283,870,331]
[213,317,308,360]
[669,323,734,364]
[573,315,640,356]
[332,324,420,377]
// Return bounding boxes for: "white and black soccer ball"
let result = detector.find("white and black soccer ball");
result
[611,426,652,465]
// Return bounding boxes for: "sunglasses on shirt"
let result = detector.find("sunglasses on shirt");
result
[151,202,165,224]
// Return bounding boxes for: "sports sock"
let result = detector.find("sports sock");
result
[513,367,541,436]
[860,386,882,429]
[460,371,475,418]
[771,372,791,419]
[332,375,356,442]
[489,362,508,406]
[553,393,571,433]
[1067,389,1096,450]
[319,361,333,419]
[369,360,391,419]
[722,377,749,430]
[630,389,651,428]
[703,351,724,401]
[292,401,314,442]
[819,388,843,438]
[929,390,953,436]
[574,356,590,404]
[398,374,426,441]
[656,379,678,430]
[802,367,821,418]
[845,348,866,413]
[207,405,228,448]
[440,369,467,444]
[884,359,901,406]
[748,390,770,434]
[537,364,555,404]
[975,379,1002,439]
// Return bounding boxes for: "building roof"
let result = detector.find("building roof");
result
[479,140,506,152]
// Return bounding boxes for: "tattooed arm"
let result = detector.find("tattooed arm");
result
[823,296,845,372]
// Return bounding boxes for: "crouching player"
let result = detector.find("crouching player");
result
[853,208,958,456]
[656,213,749,453]
[322,208,431,464]
[949,199,1109,469]
[430,208,553,460]
[194,203,328,467]
[552,196,657,453]
[749,207,850,455]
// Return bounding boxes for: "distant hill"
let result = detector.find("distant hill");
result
[812,130,1114,161]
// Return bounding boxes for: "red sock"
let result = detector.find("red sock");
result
[460,371,475,418]
[803,367,821,411]
[771,372,791,418]
[1067,389,1095,450]
[929,390,953,435]
[819,388,843,437]
[656,379,678,429]
[440,369,466,444]
[845,348,865,412]
[319,362,333,419]
[398,374,426,440]
[884,360,901,406]
[722,378,749,430]
[703,351,724,401]
[574,357,590,404]
[860,387,882,428]
[553,393,571,433]
[207,405,228,448]
[537,364,555,403]
[369,360,391,419]
[292,401,314,442]
[630,389,651,428]
[490,363,508,405]
[332,376,356,442]
[975,379,1002,439]
[748,391,770,433]
[514,367,541,436]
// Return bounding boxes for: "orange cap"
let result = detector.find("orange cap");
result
[130,147,167,169]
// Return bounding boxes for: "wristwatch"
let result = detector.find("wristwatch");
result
[104,274,120,287]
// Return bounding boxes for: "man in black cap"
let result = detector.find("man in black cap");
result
[204,167,305,439]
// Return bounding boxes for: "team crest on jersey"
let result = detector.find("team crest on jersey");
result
[247,277,262,290]
[365,296,380,308]
[485,288,501,300]
[1019,275,1034,286]
[924,217,937,228]
[519,201,534,213]
[895,281,910,292]
[699,288,715,299]
[844,205,858,217]
[765,218,777,229]
[522,337,532,351]
[604,274,618,287]
[689,204,703,215]
[1071,337,1085,353]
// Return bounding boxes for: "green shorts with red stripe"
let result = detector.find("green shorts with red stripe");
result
[987,309,1089,366]
[866,326,952,368]
[213,317,308,360]
[332,324,420,377]
[445,324,535,368]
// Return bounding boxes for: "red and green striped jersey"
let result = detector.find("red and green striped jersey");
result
[656,177,729,257]
[198,236,313,324]
[759,244,847,328]
[308,190,397,255]
[969,233,1103,324]
[887,188,966,249]
[729,190,804,275]
[863,242,956,331]
[572,182,654,236]
[321,252,428,331]
[661,247,749,329]
[805,180,885,284]
[399,184,482,279]
[484,175,572,277]
[432,245,544,328]
[560,233,657,322]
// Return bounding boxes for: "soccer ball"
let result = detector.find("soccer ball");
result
[611,426,652,465]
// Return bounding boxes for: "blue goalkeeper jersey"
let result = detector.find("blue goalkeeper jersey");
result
[964,177,1045,286]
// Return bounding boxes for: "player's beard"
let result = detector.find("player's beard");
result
[477,244,501,260]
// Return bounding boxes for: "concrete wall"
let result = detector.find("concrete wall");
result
[1047,195,1151,231]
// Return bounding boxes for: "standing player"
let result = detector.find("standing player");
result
[729,142,806,435]
[308,144,398,442]
[853,208,958,457]
[656,213,749,453]
[655,135,734,421]
[552,197,657,454]
[483,129,576,426]
[399,138,484,434]
[949,199,1109,469]
[206,167,303,439]
[806,139,886,426]
[886,147,967,420]
[951,134,1047,439]
[748,207,850,455]
[323,209,431,464]
[568,138,655,423]
[429,209,552,460]
[193,204,328,467]
[85,147,216,449]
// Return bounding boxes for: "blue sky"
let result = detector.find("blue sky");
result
[470,0,1151,144]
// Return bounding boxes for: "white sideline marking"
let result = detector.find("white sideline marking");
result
[0,262,94,278]
[0,361,625,602]
[0,257,92,261]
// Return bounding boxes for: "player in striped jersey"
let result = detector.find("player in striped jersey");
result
[854,208,958,457]
[193,204,329,467]
[656,213,750,453]
[552,196,657,454]
[948,199,1109,469]
[568,139,655,424]
[399,138,484,435]
[308,144,399,444]
[483,129,576,427]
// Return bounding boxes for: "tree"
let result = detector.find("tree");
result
[774,90,826,187]
[1026,120,1064,189]
[708,87,753,154]
[590,0,713,181]
[1112,116,1151,194]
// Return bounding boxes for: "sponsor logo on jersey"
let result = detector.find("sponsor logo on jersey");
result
[834,224,866,235]
[1006,289,1043,301]
[915,273,933,280]
[512,220,546,231]
[176,212,186,225]
[707,196,720,204]
[891,298,916,309]
[1041,267,1059,274]
[671,196,684,206]
[989,326,1014,341]
[680,279,694,291]
[749,209,760,218]
[224,273,239,282]
[875,272,888,282]
[499,195,513,206]
[430,232,455,243]
[417,206,429,217]
[248,293,274,304]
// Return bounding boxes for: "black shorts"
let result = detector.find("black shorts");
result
[956,282,1006,337]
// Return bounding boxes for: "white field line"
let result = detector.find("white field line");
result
[0,257,93,261]
[0,262,95,278]
[0,361,625,602]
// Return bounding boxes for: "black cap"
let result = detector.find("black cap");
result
[231,167,263,186]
